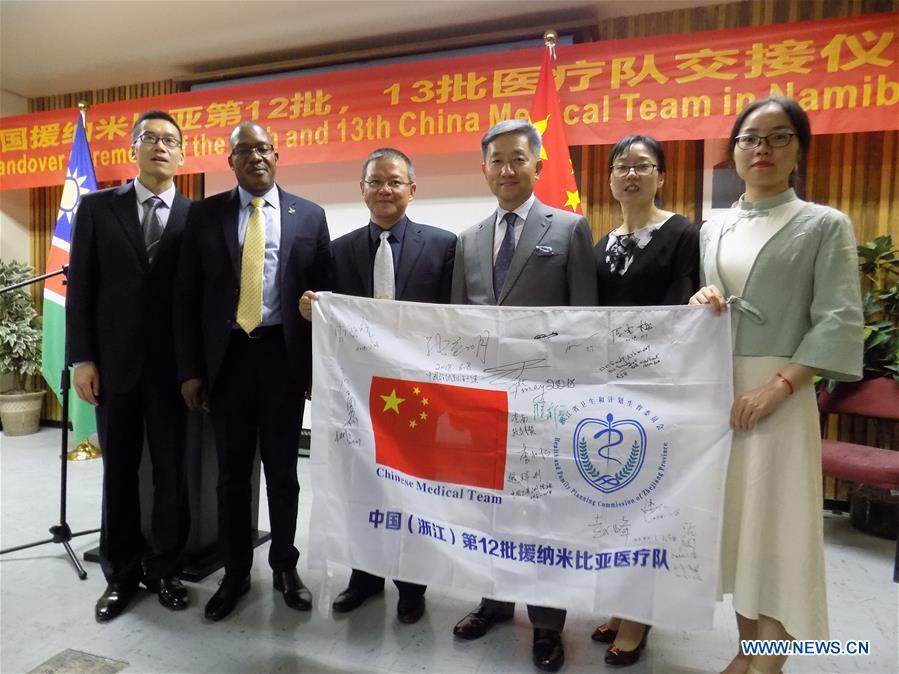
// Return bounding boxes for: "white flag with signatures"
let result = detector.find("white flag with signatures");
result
[309,294,733,629]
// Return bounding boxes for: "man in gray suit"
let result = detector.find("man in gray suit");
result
[450,119,597,672]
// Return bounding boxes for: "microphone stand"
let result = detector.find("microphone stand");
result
[0,265,99,579]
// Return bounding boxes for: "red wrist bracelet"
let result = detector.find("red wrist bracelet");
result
[776,372,794,395]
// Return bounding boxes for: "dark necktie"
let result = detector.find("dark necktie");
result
[141,196,164,262]
[493,212,517,300]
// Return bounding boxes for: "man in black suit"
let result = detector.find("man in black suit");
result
[174,121,331,622]
[68,110,191,622]
[300,148,456,625]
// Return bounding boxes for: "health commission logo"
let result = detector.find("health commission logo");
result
[552,393,669,509]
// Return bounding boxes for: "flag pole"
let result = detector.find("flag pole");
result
[67,102,101,460]
[543,29,558,56]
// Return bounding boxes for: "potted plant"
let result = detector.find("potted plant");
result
[0,260,45,435]
[857,234,899,382]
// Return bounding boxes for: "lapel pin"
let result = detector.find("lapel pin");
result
[288,206,296,215]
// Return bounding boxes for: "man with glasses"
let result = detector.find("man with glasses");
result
[174,121,331,622]
[68,110,191,622]
[450,120,597,672]
[299,147,455,624]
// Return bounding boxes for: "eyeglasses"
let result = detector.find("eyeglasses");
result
[231,143,275,157]
[363,179,412,190]
[136,132,182,149]
[611,162,657,178]
[734,132,796,150]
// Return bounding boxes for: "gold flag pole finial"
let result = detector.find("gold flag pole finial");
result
[543,30,558,59]
[68,439,101,461]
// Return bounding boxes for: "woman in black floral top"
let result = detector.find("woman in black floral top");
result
[591,135,699,667]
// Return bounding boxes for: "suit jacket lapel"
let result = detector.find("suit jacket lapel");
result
[475,216,496,302]
[499,200,551,303]
[350,227,373,297]
[395,220,423,299]
[278,187,296,289]
[224,188,242,280]
[110,182,148,266]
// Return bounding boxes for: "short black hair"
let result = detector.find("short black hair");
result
[608,135,666,175]
[361,147,415,182]
[727,96,811,160]
[131,110,182,144]
[480,120,542,160]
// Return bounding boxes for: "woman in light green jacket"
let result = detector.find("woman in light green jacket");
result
[690,97,863,674]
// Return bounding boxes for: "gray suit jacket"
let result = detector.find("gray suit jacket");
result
[450,199,597,306]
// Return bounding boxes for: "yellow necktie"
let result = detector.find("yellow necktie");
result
[236,197,265,334]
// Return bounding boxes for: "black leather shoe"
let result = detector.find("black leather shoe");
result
[591,622,618,643]
[533,628,565,672]
[273,570,312,611]
[204,575,250,621]
[95,583,137,623]
[396,595,425,624]
[332,584,383,613]
[452,603,513,640]
[605,625,651,667]
[157,576,189,611]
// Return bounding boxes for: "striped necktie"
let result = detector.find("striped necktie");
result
[142,196,164,262]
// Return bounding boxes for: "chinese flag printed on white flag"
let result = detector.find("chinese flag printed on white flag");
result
[309,294,733,630]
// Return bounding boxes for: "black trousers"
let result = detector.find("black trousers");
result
[96,369,188,585]
[481,598,566,632]
[209,328,303,577]
[347,568,426,599]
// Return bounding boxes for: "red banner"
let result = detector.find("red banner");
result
[1,12,896,190]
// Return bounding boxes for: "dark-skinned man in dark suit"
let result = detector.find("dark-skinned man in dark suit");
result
[68,110,191,622]
[299,147,455,624]
[174,121,331,622]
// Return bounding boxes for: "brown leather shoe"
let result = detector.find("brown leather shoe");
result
[591,622,618,643]
[452,603,513,640]
[273,569,312,611]
[95,583,138,623]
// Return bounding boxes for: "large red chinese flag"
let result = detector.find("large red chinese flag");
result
[369,376,508,490]
[531,45,582,214]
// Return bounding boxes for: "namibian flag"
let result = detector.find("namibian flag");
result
[369,376,508,490]
[41,113,97,444]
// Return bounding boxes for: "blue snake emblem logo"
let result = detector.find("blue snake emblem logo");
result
[573,413,647,493]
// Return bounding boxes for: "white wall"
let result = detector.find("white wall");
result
[0,89,30,265]
[204,150,497,240]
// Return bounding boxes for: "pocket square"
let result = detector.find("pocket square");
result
[534,245,555,256]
